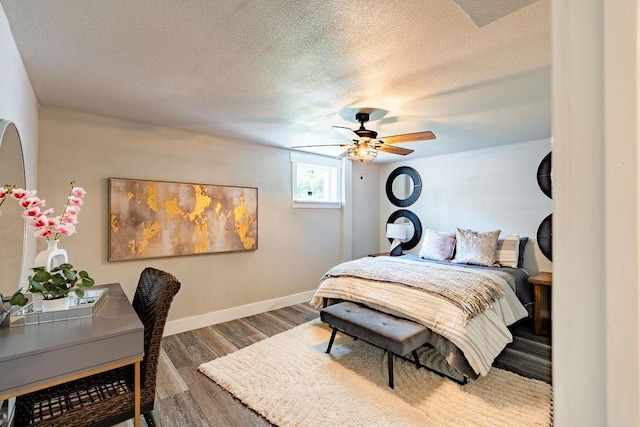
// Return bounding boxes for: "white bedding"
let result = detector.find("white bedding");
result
[310,257,528,376]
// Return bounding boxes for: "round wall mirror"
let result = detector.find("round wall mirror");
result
[386,166,422,207]
[537,213,552,261]
[537,152,552,199]
[386,209,422,250]
[0,120,27,301]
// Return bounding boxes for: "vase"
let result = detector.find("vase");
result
[41,296,70,312]
[34,239,68,271]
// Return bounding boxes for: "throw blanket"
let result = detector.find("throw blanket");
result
[323,257,506,322]
[312,257,528,376]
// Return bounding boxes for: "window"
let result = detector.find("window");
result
[291,152,342,208]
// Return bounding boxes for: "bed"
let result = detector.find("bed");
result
[310,230,531,379]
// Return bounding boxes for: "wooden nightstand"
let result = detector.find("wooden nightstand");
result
[368,252,390,257]
[528,271,552,336]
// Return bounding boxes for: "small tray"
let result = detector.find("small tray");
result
[9,288,108,327]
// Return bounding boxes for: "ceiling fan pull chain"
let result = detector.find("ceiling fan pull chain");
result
[359,159,366,179]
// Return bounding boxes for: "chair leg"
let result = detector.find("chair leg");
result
[326,327,338,353]
[387,351,394,389]
[143,411,156,427]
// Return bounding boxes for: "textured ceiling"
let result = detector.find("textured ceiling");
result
[1,0,550,162]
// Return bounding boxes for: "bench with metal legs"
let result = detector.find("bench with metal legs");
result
[322,302,468,388]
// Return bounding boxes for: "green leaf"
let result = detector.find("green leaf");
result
[10,293,28,306]
[50,275,67,287]
[32,270,51,282]
[29,277,46,293]
[75,288,85,298]
[81,276,95,287]
[62,268,77,281]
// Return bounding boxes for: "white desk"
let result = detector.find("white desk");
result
[0,283,144,426]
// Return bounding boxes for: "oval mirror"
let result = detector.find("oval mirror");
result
[0,120,27,301]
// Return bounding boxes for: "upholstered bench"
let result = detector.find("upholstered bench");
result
[320,301,431,388]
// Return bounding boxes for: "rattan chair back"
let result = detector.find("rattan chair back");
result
[14,268,181,427]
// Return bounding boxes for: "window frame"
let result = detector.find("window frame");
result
[291,152,343,209]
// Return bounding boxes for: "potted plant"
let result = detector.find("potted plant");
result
[8,263,95,308]
[29,263,94,299]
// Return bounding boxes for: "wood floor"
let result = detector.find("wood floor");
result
[116,303,551,426]
[494,317,552,384]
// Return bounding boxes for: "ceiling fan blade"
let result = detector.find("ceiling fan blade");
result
[291,143,352,148]
[378,145,414,156]
[379,131,436,145]
[333,126,361,141]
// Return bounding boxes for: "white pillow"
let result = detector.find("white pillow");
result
[452,228,501,267]
[418,228,456,261]
[495,234,520,268]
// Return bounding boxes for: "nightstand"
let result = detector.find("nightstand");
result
[528,271,552,336]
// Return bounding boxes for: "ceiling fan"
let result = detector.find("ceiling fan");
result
[293,111,436,178]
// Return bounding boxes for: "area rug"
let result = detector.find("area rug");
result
[198,319,552,426]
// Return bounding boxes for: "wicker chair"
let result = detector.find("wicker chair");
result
[14,268,181,427]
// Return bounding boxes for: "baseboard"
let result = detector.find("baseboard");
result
[163,289,317,336]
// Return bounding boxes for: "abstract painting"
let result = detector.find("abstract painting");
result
[109,178,257,261]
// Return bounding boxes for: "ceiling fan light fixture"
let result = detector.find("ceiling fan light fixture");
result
[346,143,378,162]
[346,143,378,180]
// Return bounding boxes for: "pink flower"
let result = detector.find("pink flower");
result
[3,181,86,241]
[22,206,41,218]
[32,214,49,228]
[56,223,76,236]
[65,205,81,216]
[10,188,28,200]
[71,187,86,198]
[20,196,44,209]
[34,228,53,239]
[68,195,84,207]
[61,214,78,225]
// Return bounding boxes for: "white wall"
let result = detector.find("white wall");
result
[553,0,640,425]
[37,107,355,332]
[378,139,553,273]
[350,163,381,259]
[0,3,39,282]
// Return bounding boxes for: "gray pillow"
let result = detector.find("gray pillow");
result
[452,228,501,267]
[518,237,529,268]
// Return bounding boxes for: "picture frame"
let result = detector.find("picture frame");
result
[108,178,258,261]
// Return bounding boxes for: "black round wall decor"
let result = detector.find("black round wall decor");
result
[537,152,552,199]
[537,213,553,261]
[386,209,422,251]
[385,166,422,207]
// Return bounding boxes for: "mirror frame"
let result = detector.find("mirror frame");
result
[537,152,552,199]
[0,119,27,302]
[385,166,422,207]
[386,209,422,250]
[537,213,552,261]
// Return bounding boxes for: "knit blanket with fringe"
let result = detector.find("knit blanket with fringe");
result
[322,257,506,321]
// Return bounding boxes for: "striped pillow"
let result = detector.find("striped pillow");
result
[495,234,520,268]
